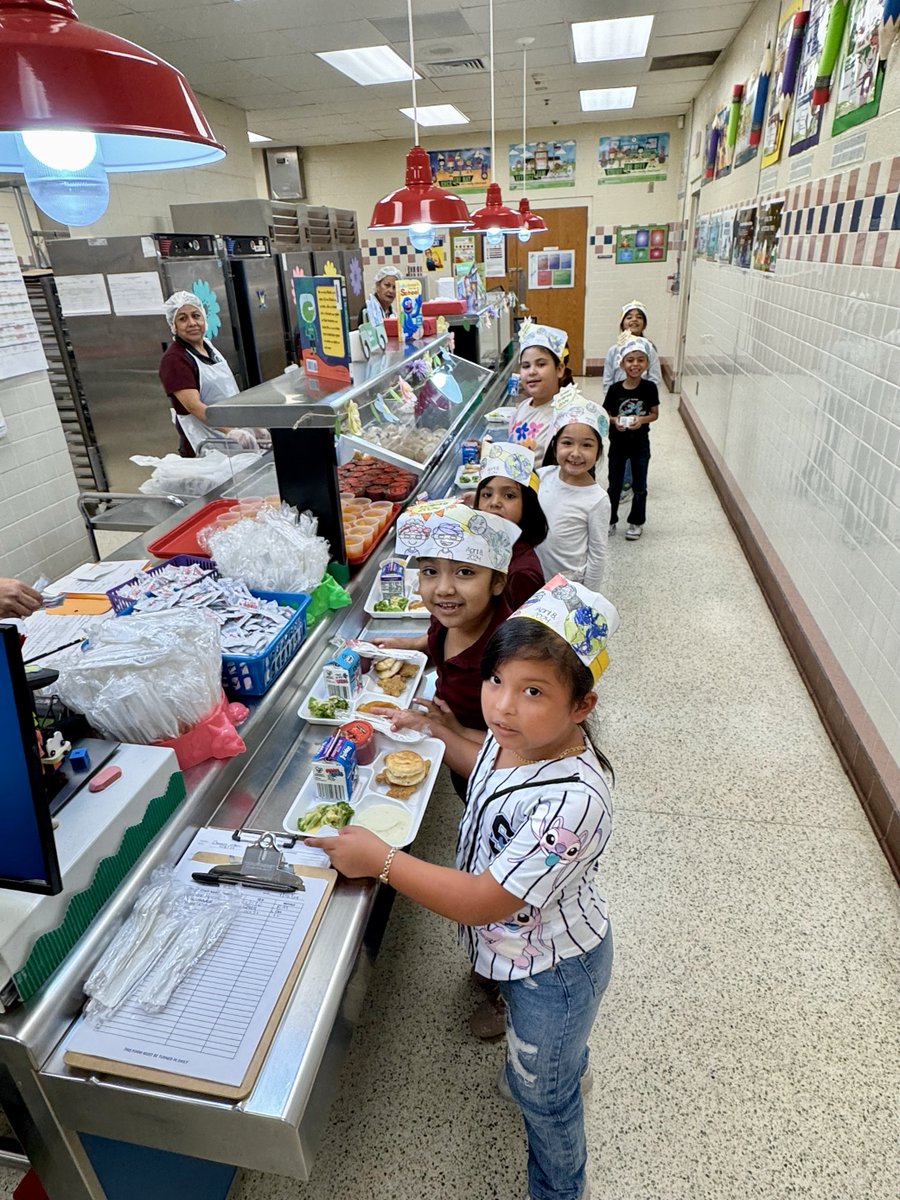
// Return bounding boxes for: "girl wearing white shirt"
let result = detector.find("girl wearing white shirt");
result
[536,388,611,590]
[306,575,618,1200]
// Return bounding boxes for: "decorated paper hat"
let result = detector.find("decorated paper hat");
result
[551,384,609,439]
[479,442,538,491]
[396,501,519,573]
[616,336,653,366]
[512,574,620,682]
[620,299,648,320]
[518,318,569,360]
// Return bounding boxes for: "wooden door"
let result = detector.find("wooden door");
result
[497,206,588,374]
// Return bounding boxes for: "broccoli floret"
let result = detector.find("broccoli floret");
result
[297,801,354,833]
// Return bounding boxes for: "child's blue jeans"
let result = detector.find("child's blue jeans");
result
[498,929,613,1200]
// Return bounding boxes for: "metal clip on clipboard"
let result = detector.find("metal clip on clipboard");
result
[191,832,306,893]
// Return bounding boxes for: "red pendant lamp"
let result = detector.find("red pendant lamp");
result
[0,0,225,226]
[513,38,547,242]
[368,0,470,235]
[465,0,522,237]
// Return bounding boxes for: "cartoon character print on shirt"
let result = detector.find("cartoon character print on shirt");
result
[511,801,594,870]
[478,907,546,970]
[618,396,649,420]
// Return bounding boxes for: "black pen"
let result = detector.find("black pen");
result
[24,639,86,665]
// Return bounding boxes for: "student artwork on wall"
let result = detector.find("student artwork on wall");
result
[718,210,737,262]
[427,148,492,194]
[790,0,830,155]
[598,133,669,184]
[832,0,885,134]
[752,200,785,272]
[695,216,710,257]
[528,249,575,288]
[714,105,732,178]
[615,225,669,264]
[732,207,758,268]
[706,213,722,260]
[509,140,576,189]
[762,0,809,168]
[733,72,761,167]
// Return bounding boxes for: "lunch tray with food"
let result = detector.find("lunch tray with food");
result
[283,731,445,847]
[363,568,428,619]
[454,463,481,490]
[298,649,427,725]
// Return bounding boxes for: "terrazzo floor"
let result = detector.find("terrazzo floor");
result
[2,384,897,1199]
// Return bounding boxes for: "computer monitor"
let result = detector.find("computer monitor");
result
[0,623,62,894]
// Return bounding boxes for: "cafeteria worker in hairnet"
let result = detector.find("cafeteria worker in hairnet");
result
[158,290,261,457]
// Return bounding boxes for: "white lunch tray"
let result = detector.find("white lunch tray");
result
[298,649,428,725]
[363,569,429,620]
[283,731,445,846]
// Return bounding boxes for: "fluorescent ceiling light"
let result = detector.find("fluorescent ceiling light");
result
[580,86,637,111]
[399,104,469,126]
[247,131,271,143]
[572,16,654,63]
[317,45,420,86]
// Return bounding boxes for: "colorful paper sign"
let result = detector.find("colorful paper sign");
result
[294,275,351,382]
[790,0,830,155]
[762,0,807,168]
[428,148,491,194]
[616,225,669,265]
[397,279,423,341]
[832,0,885,135]
[527,249,574,288]
[752,200,785,272]
[598,133,669,184]
[732,207,758,268]
[706,214,721,260]
[509,140,576,189]
[718,210,737,262]
[733,73,761,167]
[714,105,732,178]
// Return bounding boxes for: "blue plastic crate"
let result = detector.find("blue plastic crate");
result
[221,591,311,697]
[108,558,310,697]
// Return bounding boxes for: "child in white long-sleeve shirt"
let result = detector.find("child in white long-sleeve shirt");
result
[536,386,611,590]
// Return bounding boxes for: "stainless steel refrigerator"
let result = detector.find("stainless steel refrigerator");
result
[222,235,288,386]
[47,234,242,491]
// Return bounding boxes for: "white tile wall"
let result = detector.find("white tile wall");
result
[684,256,900,760]
[0,372,92,584]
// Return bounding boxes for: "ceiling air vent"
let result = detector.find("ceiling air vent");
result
[649,50,721,71]
[421,58,486,77]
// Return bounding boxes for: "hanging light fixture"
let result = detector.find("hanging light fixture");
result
[368,0,470,246]
[0,0,225,227]
[466,0,522,239]
[514,37,548,243]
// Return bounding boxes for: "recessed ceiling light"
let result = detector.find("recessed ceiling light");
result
[247,131,272,143]
[399,104,470,126]
[580,87,637,111]
[317,45,421,86]
[572,16,654,63]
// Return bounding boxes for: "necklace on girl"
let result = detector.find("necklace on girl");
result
[512,740,585,765]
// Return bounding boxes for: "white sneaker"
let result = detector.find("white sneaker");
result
[498,1063,594,1103]
[625,524,642,540]
[608,522,617,535]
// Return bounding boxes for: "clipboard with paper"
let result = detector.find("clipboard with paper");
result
[62,827,336,1099]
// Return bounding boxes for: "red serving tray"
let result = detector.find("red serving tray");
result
[146,499,239,559]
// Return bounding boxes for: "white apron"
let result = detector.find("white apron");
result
[174,344,240,455]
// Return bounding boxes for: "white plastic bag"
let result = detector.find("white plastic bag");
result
[207,504,330,594]
[131,449,261,497]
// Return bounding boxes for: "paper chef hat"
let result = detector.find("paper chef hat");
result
[396,501,520,573]
[479,442,538,491]
[617,336,653,366]
[620,299,649,320]
[512,574,620,682]
[551,384,609,439]
[519,318,569,360]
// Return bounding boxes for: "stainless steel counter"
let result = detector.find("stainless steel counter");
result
[0,356,513,1199]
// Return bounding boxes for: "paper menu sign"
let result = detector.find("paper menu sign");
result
[107,271,166,317]
[294,274,351,383]
[53,273,111,317]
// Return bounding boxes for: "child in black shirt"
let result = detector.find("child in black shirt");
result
[603,337,660,540]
